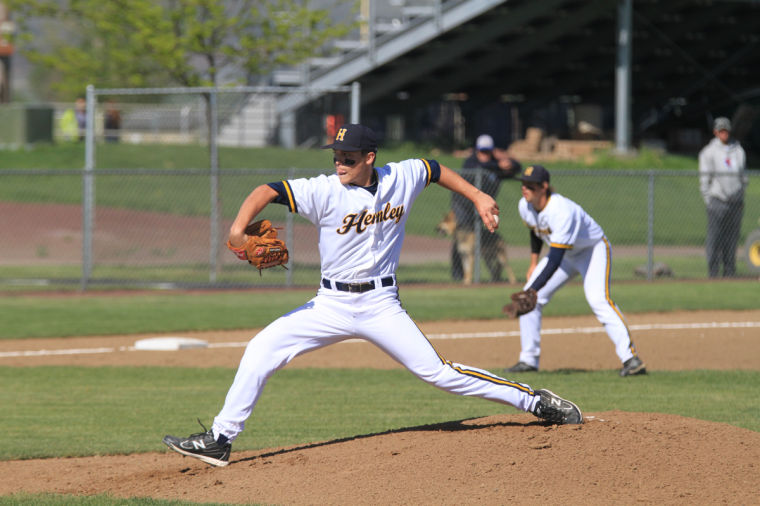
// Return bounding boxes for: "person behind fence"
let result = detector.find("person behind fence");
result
[162,123,583,468]
[503,165,647,377]
[698,116,748,278]
[75,97,87,141]
[58,107,79,142]
[448,134,519,284]
[104,100,121,143]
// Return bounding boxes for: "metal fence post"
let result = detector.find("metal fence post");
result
[368,0,376,64]
[615,0,633,154]
[209,89,220,283]
[286,167,295,287]
[81,84,96,291]
[351,82,361,124]
[473,168,482,283]
[647,170,655,281]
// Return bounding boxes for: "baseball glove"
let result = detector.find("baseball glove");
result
[502,288,537,318]
[226,219,289,273]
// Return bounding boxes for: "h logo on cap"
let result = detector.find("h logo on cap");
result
[336,128,347,141]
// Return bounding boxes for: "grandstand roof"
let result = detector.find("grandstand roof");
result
[355,0,760,150]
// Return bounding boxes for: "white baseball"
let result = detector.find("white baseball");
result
[493,214,499,225]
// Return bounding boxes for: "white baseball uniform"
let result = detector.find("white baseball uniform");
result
[212,158,541,442]
[516,193,638,369]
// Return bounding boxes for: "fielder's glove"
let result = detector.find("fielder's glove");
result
[502,288,537,318]
[226,219,289,273]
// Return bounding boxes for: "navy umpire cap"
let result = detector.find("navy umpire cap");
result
[517,165,550,183]
[321,124,378,152]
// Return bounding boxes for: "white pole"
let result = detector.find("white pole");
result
[82,84,96,290]
[209,89,220,283]
[351,82,361,124]
[615,0,632,154]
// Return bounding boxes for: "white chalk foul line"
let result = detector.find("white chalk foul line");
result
[425,321,760,340]
[0,346,129,358]
[1,321,758,359]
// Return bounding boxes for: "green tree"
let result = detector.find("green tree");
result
[9,0,357,276]
[8,0,357,99]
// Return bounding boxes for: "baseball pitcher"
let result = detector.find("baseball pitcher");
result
[164,125,582,467]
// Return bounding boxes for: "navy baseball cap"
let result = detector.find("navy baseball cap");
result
[517,165,550,183]
[321,123,378,152]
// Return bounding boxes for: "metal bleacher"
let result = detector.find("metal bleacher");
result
[218,0,506,147]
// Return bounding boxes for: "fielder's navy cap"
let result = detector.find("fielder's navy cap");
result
[321,124,378,152]
[517,165,550,184]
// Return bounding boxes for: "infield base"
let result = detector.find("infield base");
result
[133,337,209,351]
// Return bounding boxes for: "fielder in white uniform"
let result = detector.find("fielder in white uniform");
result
[164,125,582,467]
[504,165,646,377]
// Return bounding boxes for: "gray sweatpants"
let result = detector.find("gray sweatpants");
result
[705,197,744,277]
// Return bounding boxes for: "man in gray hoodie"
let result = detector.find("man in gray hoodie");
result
[699,117,748,277]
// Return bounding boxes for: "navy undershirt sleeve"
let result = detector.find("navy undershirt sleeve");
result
[530,229,542,254]
[426,159,441,183]
[266,181,291,207]
[528,246,566,292]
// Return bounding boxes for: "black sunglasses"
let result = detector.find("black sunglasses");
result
[334,156,359,166]
[521,182,541,191]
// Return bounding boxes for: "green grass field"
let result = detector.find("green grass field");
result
[1,280,758,339]
[1,281,758,452]
[2,366,758,463]
[0,142,709,172]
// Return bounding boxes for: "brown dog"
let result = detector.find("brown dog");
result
[436,210,517,285]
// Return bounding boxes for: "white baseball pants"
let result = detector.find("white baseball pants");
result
[213,285,539,442]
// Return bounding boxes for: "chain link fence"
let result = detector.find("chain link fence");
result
[1,168,758,290]
[45,84,360,149]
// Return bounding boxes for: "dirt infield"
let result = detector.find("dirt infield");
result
[2,309,760,504]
